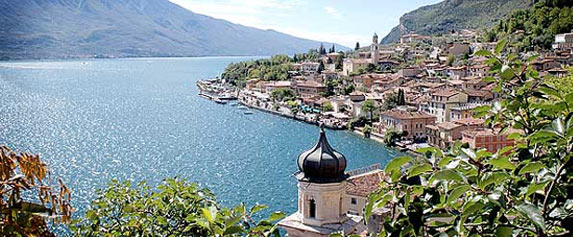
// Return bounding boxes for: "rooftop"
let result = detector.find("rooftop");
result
[381,109,435,120]
[346,169,385,197]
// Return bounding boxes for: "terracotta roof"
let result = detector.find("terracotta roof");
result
[296,81,325,88]
[432,89,462,97]
[453,118,484,126]
[381,109,435,120]
[465,90,492,97]
[437,121,462,130]
[346,170,385,197]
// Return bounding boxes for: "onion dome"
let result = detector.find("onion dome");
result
[296,125,347,183]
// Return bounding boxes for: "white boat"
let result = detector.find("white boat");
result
[237,105,248,110]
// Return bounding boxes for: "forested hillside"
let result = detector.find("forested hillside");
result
[381,0,532,44]
[482,0,573,50]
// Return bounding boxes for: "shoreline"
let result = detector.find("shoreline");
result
[238,100,346,130]
[236,96,421,156]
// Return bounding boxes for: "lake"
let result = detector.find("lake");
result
[0,57,402,223]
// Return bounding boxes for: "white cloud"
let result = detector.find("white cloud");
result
[169,0,304,28]
[169,0,366,47]
[324,6,341,19]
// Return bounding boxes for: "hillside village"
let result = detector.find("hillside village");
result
[207,29,573,154]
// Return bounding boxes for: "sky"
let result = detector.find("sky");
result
[169,0,443,48]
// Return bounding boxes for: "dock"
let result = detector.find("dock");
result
[199,93,228,104]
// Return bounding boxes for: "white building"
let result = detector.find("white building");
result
[278,127,388,236]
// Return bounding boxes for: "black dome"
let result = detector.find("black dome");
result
[296,126,347,183]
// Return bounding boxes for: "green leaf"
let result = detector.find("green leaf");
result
[462,201,485,217]
[432,169,465,183]
[479,172,510,190]
[488,156,516,170]
[516,204,546,231]
[475,49,493,57]
[495,39,508,55]
[384,156,412,174]
[249,204,268,214]
[268,211,286,222]
[525,182,549,198]
[157,216,168,225]
[495,226,513,237]
[223,226,243,235]
[407,164,432,178]
[518,162,546,175]
[446,185,470,204]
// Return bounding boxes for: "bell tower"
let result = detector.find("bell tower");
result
[279,125,361,236]
[370,33,380,64]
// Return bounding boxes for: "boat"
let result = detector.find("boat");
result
[244,110,254,115]
[237,105,248,110]
[213,98,228,104]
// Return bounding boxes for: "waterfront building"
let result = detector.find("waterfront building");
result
[378,109,436,140]
[295,81,327,97]
[278,126,387,236]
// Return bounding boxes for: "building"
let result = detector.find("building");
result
[426,119,484,149]
[447,42,471,56]
[278,127,388,236]
[449,103,484,121]
[264,81,293,93]
[378,109,436,140]
[343,58,370,76]
[462,129,515,153]
[302,62,321,73]
[343,33,389,76]
[400,33,431,44]
[553,31,573,50]
[295,81,327,97]
[428,89,468,123]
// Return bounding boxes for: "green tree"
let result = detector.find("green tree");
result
[397,89,406,106]
[382,92,400,111]
[319,43,327,55]
[322,102,334,112]
[355,42,360,51]
[382,128,406,146]
[366,40,573,236]
[270,88,296,102]
[362,100,377,123]
[318,61,325,73]
[72,179,284,236]
[363,125,373,138]
[0,145,73,236]
[335,56,344,70]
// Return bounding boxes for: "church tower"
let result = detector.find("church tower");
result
[279,126,361,236]
[370,33,380,64]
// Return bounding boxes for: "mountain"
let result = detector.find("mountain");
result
[0,0,348,60]
[380,0,533,44]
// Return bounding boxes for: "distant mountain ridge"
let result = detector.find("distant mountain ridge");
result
[381,0,533,44]
[0,0,348,60]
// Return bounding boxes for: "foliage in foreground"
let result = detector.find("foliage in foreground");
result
[72,178,285,236]
[366,41,573,236]
[0,145,73,236]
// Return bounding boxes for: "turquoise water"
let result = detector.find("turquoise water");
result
[0,57,401,221]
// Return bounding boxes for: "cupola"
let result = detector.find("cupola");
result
[296,125,347,183]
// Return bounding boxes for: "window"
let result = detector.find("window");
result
[309,199,316,218]
[351,198,357,205]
